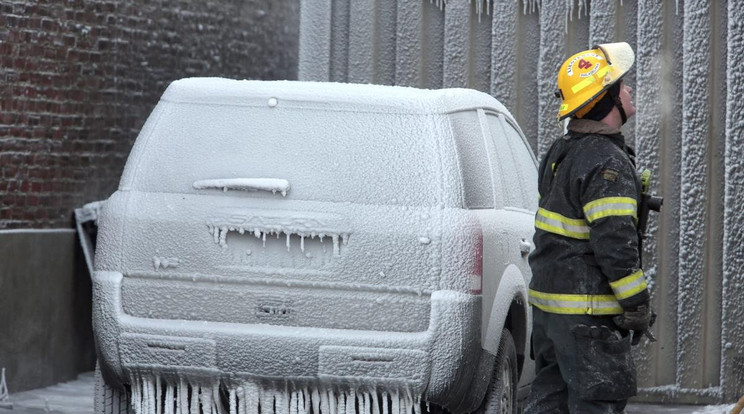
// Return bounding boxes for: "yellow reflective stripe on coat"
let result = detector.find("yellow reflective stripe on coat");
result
[583,196,638,223]
[535,208,590,240]
[609,269,647,300]
[529,289,623,315]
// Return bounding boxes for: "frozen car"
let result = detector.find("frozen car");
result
[92,78,538,414]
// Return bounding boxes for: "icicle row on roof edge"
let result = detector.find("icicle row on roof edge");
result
[430,0,495,20]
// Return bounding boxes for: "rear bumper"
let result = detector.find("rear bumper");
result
[93,271,482,404]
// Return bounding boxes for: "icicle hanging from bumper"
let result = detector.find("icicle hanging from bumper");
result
[127,373,422,414]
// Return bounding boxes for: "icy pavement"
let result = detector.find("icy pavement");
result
[0,372,736,414]
[1,372,93,414]
[626,404,735,414]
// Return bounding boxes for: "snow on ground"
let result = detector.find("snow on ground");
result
[690,405,736,414]
[2,372,738,414]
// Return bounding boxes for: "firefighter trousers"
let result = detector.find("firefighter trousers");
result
[524,307,637,414]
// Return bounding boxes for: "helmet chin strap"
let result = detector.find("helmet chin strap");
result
[612,92,628,124]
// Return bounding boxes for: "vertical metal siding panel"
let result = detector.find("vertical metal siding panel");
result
[536,0,567,158]
[490,1,518,111]
[395,0,423,87]
[722,0,744,400]
[589,0,616,45]
[330,0,350,82]
[375,1,397,85]
[347,0,375,83]
[443,1,470,88]
[677,0,710,389]
[703,0,727,389]
[422,1,444,89]
[298,0,332,81]
[634,0,664,389]
[470,4,492,93]
[619,1,638,149]
[516,9,541,154]
[654,0,685,390]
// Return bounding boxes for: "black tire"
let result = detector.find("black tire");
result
[478,329,519,414]
[94,361,131,414]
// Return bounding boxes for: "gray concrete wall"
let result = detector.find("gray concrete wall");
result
[298,0,744,404]
[0,230,95,393]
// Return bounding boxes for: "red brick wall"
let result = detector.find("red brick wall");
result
[0,0,299,228]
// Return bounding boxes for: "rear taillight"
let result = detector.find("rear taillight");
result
[469,224,483,294]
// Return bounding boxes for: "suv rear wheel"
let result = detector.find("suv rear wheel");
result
[94,361,131,414]
[478,329,519,414]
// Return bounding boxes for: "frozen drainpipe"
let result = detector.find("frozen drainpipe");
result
[0,368,12,409]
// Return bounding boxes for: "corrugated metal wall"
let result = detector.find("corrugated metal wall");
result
[298,0,744,404]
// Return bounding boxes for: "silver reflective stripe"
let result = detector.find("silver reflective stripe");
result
[610,270,648,300]
[534,208,590,240]
[583,197,637,222]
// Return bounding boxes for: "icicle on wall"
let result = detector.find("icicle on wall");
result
[677,0,710,390]
[127,373,421,414]
[722,0,744,400]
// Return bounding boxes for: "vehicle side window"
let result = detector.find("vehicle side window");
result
[449,110,495,209]
[500,114,538,211]
[484,113,522,209]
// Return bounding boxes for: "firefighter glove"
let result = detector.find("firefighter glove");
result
[613,304,656,345]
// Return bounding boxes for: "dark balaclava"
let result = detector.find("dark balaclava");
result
[581,82,626,123]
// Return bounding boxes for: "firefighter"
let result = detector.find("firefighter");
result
[524,42,654,414]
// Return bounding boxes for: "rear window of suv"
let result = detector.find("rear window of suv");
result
[122,102,442,207]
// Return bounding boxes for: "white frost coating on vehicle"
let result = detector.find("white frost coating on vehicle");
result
[193,178,290,197]
[482,265,528,355]
[153,256,180,270]
[95,79,535,412]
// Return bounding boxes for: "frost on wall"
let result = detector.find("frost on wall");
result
[535,1,567,158]
[297,0,744,403]
[722,0,744,400]
[677,0,711,391]
[632,0,663,388]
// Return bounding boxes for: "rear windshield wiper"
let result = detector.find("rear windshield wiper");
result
[193,178,290,196]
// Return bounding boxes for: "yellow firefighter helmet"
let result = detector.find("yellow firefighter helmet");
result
[555,42,635,121]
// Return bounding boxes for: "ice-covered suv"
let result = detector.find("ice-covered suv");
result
[92,78,538,414]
